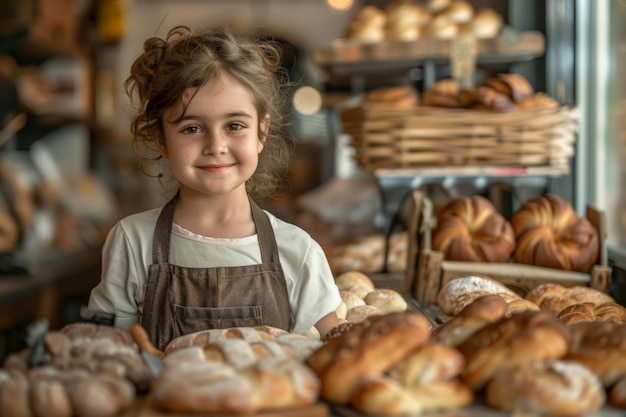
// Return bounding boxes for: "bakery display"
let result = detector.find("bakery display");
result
[511,194,600,273]
[432,195,516,263]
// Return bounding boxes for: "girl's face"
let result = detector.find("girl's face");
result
[160,73,264,199]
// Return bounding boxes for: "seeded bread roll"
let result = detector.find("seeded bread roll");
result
[486,360,605,416]
[432,195,516,263]
[511,194,600,273]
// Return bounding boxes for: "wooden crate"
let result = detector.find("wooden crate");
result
[404,191,612,307]
[341,105,579,171]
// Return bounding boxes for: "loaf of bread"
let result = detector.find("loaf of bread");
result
[525,283,614,315]
[437,274,521,316]
[504,298,540,317]
[484,73,535,103]
[151,355,319,415]
[432,294,508,346]
[458,310,572,390]
[306,311,431,405]
[485,360,605,416]
[344,5,387,42]
[458,86,515,111]
[363,289,407,314]
[564,321,626,387]
[351,376,473,415]
[387,343,465,386]
[363,86,419,107]
[432,195,516,263]
[557,301,626,325]
[511,194,600,272]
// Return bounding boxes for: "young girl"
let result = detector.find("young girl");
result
[88,25,341,350]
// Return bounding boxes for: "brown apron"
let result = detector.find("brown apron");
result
[141,194,292,351]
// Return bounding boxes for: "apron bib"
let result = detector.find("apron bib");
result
[141,194,292,351]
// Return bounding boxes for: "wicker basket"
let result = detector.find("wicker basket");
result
[340,105,579,171]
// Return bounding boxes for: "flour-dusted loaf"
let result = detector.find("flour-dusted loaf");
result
[511,194,600,272]
[306,312,431,405]
[485,360,605,416]
[437,274,521,316]
[458,310,572,390]
[432,195,516,263]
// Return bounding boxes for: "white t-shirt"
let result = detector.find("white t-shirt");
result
[88,206,342,336]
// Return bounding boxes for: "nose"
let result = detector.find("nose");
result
[203,131,227,155]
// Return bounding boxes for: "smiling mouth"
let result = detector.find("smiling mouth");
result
[198,163,233,172]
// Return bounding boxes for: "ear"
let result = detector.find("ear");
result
[258,115,270,153]
[156,136,169,158]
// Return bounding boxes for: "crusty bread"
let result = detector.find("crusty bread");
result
[458,310,572,390]
[485,360,605,416]
[432,294,508,346]
[564,321,626,387]
[484,73,535,103]
[351,376,473,415]
[437,274,521,316]
[306,312,431,405]
[335,271,375,299]
[432,195,516,263]
[511,194,600,273]
[558,301,626,325]
[504,299,540,317]
[388,343,465,386]
[525,283,614,316]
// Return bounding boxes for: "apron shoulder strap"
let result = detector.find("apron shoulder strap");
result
[152,193,178,265]
[250,199,280,264]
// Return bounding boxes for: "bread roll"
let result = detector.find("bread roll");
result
[363,289,407,314]
[458,86,515,111]
[432,195,516,263]
[335,271,375,299]
[306,312,431,405]
[458,310,571,390]
[339,290,366,310]
[437,274,521,316]
[440,0,474,24]
[486,360,605,416]
[504,298,539,317]
[511,194,600,273]
[346,305,383,323]
[484,73,535,103]
[363,86,419,107]
[345,6,387,42]
[432,294,508,346]
[467,7,503,38]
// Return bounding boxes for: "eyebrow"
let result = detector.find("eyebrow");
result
[180,111,255,120]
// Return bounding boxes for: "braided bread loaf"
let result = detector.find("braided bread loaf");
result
[511,194,600,272]
[432,195,516,263]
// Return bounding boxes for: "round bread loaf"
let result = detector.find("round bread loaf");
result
[511,194,600,272]
[440,0,474,23]
[432,195,516,263]
[335,271,375,299]
[388,343,465,386]
[437,274,521,316]
[467,7,503,38]
[345,6,387,42]
[346,305,383,323]
[340,289,366,310]
[458,310,572,390]
[485,360,605,416]
[364,289,407,314]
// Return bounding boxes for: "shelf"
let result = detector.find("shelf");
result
[373,164,569,180]
[314,28,545,79]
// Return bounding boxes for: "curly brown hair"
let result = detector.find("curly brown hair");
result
[124,25,294,199]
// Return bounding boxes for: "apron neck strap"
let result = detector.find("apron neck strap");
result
[152,192,279,265]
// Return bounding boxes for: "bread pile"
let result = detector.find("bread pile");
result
[344,0,504,42]
[432,194,601,273]
[0,322,150,417]
[422,73,560,111]
[150,326,322,415]
[334,271,408,325]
